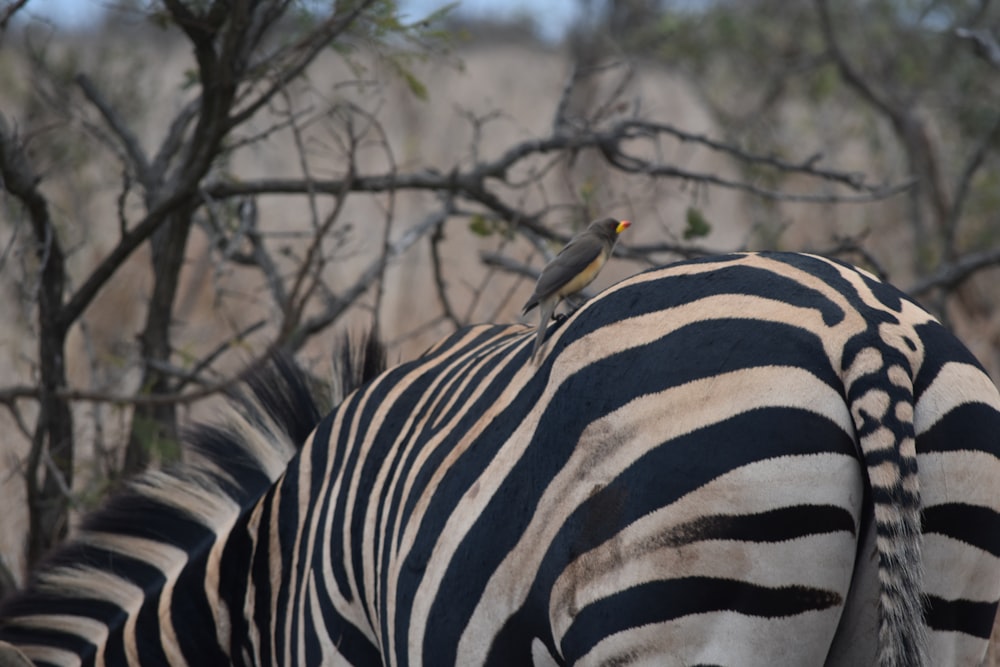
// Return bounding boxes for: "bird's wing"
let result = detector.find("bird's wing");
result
[531,235,605,301]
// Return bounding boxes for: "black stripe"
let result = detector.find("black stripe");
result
[132,591,170,666]
[76,494,215,550]
[914,320,992,397]
[568,260,849,338]
[923,503,1000,558]
[925,594,998,639]
[544,406,854,572]
[569,318,842,397]
[917,401,1000,456]
[303,600,323,666]
[43,543,164,589]
[172,538,229,665]
[0,593,123,632]
[287,410,337,659]
[220,507,255,660]
[558,577,842,662]
[250,483,278,664]
[767,252,907,314]
[658,504,857,546]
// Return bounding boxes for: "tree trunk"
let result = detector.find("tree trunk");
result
[26,220,73,568]
[122,210,194,475]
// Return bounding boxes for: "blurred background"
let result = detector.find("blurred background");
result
[1,2,999,652]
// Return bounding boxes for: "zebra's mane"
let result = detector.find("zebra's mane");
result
[0,332,386,644]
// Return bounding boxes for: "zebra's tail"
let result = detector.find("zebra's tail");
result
[844,349,927,667]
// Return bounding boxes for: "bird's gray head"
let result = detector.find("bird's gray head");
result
[589,217,631,241]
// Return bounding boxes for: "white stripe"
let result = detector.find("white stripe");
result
[16,643,85,667]
[919,450,1000,514]
[922,533,1000,603]
[914,361,1000,435]
[576,608,842,666]
[926,628,994,667]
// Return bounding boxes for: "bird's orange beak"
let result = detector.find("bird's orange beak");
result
[615,220,631,234]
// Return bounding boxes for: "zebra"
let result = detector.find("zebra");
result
[0,251,998,666]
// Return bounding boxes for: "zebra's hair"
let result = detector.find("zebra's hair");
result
[0,333,385,655]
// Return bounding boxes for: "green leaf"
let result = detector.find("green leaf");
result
[400,67,428,101]
[131,414,182,463]
[181,68,200,91]
[469,215,493,237]
[683,207,711,240]
[383,53,429,101]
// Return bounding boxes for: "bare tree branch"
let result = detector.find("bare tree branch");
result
[909,246,1000,296]
[76,74,152,184]
[479,251,538,281]
[0,112,74,563]
[945,112,1000,257]
[956,27,1000,71]
[203,114,914,250]
[0,0,28,30]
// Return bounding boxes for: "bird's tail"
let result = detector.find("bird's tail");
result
[531,299,557,362]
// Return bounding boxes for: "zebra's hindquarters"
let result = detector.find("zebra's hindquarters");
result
[440,306,871,665]
[463,252,1000,666]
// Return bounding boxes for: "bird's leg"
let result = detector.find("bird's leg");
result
[564,293,587,314]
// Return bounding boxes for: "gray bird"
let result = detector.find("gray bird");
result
[522,217,631,360]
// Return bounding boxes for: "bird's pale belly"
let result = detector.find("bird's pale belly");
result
[555,253,608,298]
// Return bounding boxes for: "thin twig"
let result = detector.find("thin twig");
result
[285,206,453,350]
[815,0,900,125]
[429,202,460,328]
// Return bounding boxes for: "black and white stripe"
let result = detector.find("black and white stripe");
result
[1,251,998,667]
